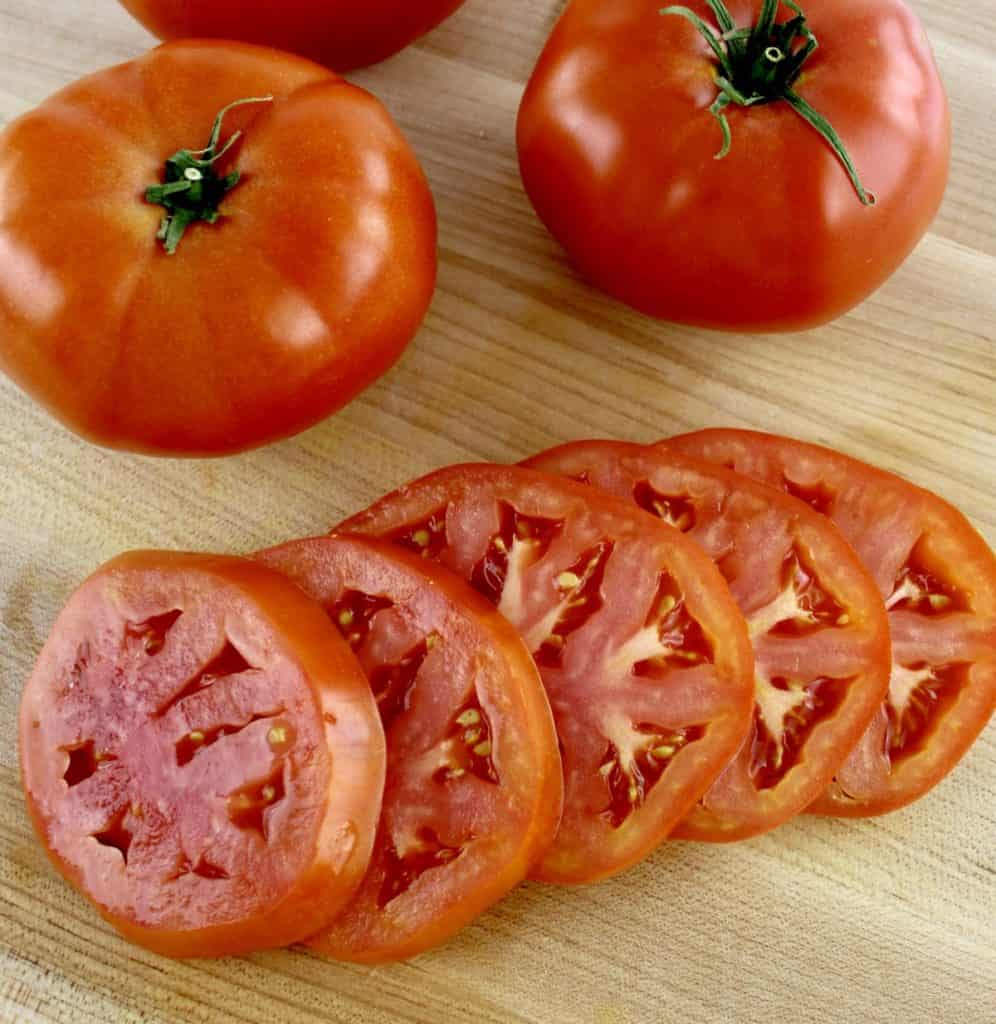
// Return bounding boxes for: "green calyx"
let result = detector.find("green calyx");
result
[659,0,875,205]
[145,96,274,254]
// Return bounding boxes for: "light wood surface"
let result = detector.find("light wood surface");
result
[1,1,993,1021]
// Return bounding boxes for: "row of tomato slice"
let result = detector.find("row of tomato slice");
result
[20,429,996,962]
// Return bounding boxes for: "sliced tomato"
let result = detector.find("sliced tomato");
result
[524,441,891,841]
[668,429,996,816]
[18,552,385,957]
[337,465,754,882]
[256,535,563,961]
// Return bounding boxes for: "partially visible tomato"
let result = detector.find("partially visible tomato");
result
[525,441,891,841]
[118,0,467,71]
[668,429,996,816]
[258,535,562,962]
[338,465,755,882]
[18,552,386,958]
[517,0,949,330]
[0,41,436,455]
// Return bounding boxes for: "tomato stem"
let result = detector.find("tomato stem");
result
[659,0,875,205]
[144,96,274,254]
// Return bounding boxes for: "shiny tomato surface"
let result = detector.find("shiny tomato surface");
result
[517,0,950,330]
[119,0,467,71]
[338,465,755,882]
[526,441,891,840]
[669,429,996,816]
[258,535,563,962]
[19,552,386,958]
[0,41,436,455]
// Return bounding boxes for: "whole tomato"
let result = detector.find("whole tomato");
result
[517,0,950,331]
[118,0,467,71]
[0,42,437,455]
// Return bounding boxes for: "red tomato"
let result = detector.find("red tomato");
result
[517,0,950,330]
[0,41,436,455]
[257,535,563,961]
[525,441,891,841]
[338,465,754,881]
[118,0,466,71]
[18,552,386,957]
[668,429,996,816]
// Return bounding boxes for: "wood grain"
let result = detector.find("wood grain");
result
[1,1,993,1021]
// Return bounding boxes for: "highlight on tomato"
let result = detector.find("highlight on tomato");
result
[117,0,468,71]
[517,0,950,330]
[337,464,755,882]
[0,41,437,455]
[668,429,996,816]
[18,552,386,958]
[258,535,563,962]
[525,440,891,841]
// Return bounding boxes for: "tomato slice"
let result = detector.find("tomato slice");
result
[524,441,892,841]
[18,552,385,957]
[667,429,996,816]
[337,465,754,882]
[256,535,563,961]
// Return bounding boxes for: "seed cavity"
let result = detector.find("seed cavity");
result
[533,542,614,667]
[154,639,255,719]
[129,609,183,657]
[227,763,286,839]
[377,827,464,908]
[600,724,705,828]
[62,740,114,787]
[434,698,499,785]
[391,511,448,559]
[93,807,134,864]
[327,591,393,651]
[175,710,283,767]
[633,482,698,532]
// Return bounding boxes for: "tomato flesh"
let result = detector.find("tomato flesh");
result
[668,429,996,815]
[18,552,385,957]
[338,464,755,879]
[257,535,562,961]
[524,441,891,840]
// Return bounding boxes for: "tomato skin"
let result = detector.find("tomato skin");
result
[525,440,892,841]
[118,0,467,71]
[19,551,386,958]
[338,464,756,882]
[258,535,563,962]
[667,429,996,816]
[517,0,950,331]
[0,41,437,455]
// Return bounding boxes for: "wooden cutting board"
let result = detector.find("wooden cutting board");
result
[1,1,993,1021]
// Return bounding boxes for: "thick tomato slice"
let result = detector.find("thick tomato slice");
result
[524,441,891,841]
[256,535,563,962]
[0,41,436,455]
[18,552,385,957]
[337,465,754,882]
[668,429,996,816]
